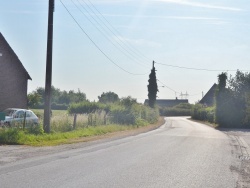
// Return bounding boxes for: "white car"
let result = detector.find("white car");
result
[0,108,39,127]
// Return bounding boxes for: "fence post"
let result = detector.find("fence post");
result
[73,114,77,129]
[23,111,27,130]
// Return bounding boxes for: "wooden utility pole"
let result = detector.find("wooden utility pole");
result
[44,0,54,133]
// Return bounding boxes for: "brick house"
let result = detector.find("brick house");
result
[0,32,31,111]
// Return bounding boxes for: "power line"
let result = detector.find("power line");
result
[155,61,250,72]
[60,0,148,76]
[72,0,149,68]
[86,0,152,63]
[81,0,151,67]
[157,79,180,94]
[80,1,249,73]
[157,79,203,98]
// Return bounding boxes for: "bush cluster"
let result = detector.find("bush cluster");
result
[68,101,159,126]
[191,71,250,128]
[215,71,250,128]
[191,104,215,123]
[160,103,193,117]
[33,102,68,110]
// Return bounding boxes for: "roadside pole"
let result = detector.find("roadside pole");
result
[44,0,54,133]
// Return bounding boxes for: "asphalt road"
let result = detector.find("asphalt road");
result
[0,117,246,188]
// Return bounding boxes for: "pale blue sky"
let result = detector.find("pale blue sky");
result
[1,0,250,103]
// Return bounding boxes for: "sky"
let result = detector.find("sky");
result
[1,0,250,104]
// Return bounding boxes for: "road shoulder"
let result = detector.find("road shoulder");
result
[0,117,165,166]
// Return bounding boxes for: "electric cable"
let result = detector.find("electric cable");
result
[60,0,149,76]
[73,0,149,68]
[86,0,152,63]
[155,61,250,72]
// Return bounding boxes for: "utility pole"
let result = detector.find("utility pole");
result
[180,92,189,99]
[44,0,54,133]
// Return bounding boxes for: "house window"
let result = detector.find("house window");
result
[0,53,2,56]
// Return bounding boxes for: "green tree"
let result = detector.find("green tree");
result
[31,87,86,106]
[244,92,250,125]
[228,71,250,127]
[27,92,42,108]
[120,96,137,107]
[98,91,119,104]
[147,61,158,108]
[215,72,246,128]
[215,72,228,126]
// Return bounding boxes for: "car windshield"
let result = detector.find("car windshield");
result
[3,109,16,117]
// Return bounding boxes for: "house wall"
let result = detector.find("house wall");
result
[199,84,217,106]
[0,34,29,111]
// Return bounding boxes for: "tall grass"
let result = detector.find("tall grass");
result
[0,124,143,146]
[0,106,160,146]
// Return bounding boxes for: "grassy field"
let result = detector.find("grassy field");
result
[0,109,162,146]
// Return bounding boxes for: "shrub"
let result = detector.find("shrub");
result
[160,103,193,117]
[0,128,23,144]
[68,101,109,114]
[191,104,215,123]
[27,124,44,135]
[68,101,159,126]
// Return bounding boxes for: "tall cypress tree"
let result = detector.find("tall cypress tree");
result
[147,61,158,108]
[215,72,228,126]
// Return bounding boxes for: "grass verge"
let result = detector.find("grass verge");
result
[0,117,165,146]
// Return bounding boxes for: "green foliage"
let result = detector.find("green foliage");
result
[27,124,44,135]
[119,96,137,107]
[98,91,119,104]
[110,102,159,125]
[215,72,228,126]
[27,92,42,108]
[68,101,109,114]
[191,104,215,123]
[244,92,250,125]
[0,128,24,144]
[160,103,193,116]
[29,86,87,109]
[0,124,44,144]
[51,103,69,110]
[214,71,250,128]
[174,103,193,109]
[160,108,191,116]
[0,105,160,146]
[0,125,135,146]
[68,100,159,126]
[147,62,158,108]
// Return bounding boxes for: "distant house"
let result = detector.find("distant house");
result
[0,32,31,111]
[144,98,189,108]
[199,83,217,106]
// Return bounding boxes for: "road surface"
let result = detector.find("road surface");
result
[0,117,248,188]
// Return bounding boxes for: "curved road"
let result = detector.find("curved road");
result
[0,117,244,187]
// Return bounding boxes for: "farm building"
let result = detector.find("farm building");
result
[0,32,31,111]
